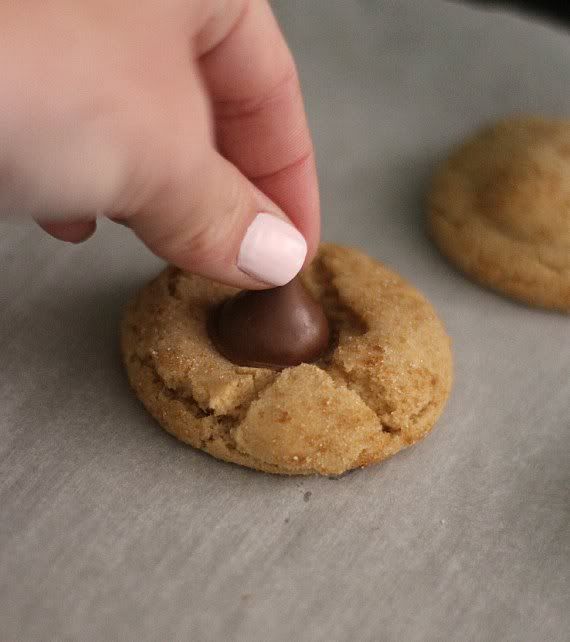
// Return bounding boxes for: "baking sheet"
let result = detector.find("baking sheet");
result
[1,1,569,640]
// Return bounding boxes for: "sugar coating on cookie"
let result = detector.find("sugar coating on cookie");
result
[121,245,453,476]
[428,116,570,312]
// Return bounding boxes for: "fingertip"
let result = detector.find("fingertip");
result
[300,210,320,266]
[37,219,97,243]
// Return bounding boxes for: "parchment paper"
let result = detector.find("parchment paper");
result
[1,2,568,640]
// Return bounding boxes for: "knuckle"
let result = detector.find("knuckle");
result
[214,59,300,120]
[150,166,248,270]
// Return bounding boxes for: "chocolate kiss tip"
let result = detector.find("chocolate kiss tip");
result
[209,276,330,369]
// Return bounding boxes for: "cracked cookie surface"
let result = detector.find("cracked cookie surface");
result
[428,116,570,312]
[121,244,453,475]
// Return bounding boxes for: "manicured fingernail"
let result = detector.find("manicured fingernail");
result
[237,213,307,286]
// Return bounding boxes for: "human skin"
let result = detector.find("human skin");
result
[0,0,320,288]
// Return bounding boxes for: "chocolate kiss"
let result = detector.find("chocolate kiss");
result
[209,276,330,369]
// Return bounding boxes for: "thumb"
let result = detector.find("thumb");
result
[122,149,308,290]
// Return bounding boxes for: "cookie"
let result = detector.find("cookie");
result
[428,116,570,312]
[121,244,453,476]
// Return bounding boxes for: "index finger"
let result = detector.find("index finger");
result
[197,0,320,261]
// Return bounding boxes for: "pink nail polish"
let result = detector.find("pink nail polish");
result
[237,213,307,286]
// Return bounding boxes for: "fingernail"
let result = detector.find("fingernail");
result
[237,213,307,286]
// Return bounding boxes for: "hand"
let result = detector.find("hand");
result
[0,0,319,287]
